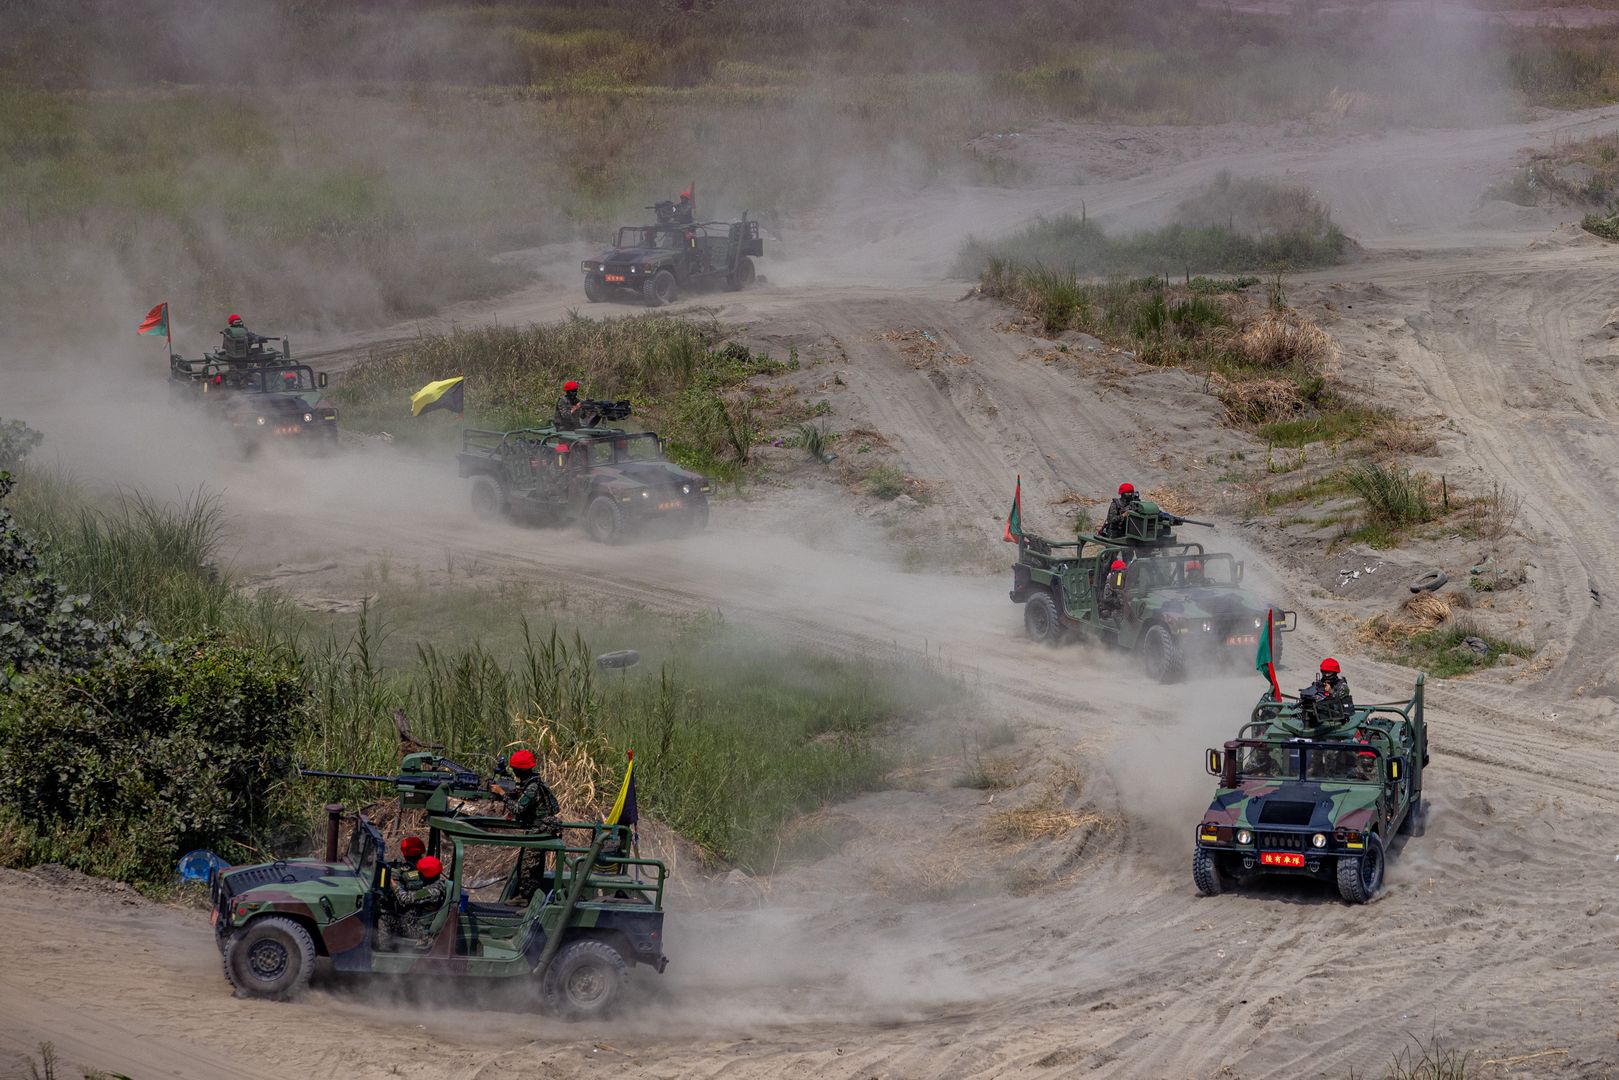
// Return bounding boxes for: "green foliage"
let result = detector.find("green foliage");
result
[1258,408,1385,448]
[794,422,834,462]
[866,464,906,500]
[1584,210,1619,241]
[1395,619,1534,679]
[1345,462,1436,527]
[0,640,311,882]
[0,474,162,690]
[0,418,43,470]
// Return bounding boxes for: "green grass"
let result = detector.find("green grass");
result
[866,464,906,500]
[1259,407,1386,448]
[1398,621,1534,680]
[1345,462,1436,527]
[337,313,797,480]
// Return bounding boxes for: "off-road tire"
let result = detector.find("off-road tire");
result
[470,476,509,520]
[1192,847,1233,897]
[1336,831,1385,904]
[1023,593,1063,645]
[1141,624,1185,683]
[727,256,756,291]
[542,939,628,1020]
[643,270,677,308]
[585,495,625,544]
[583,277,606,304]
[223,916,315,1000]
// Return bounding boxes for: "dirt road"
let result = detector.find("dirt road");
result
[7,103,1619,1079]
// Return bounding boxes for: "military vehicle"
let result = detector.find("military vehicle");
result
[581,207,762,307]
[209,753,666,1018]
[168,331,339,452]
[1010,499,1295,681]
[169,329,294,397]
[457,422,709,543]
[1193,676,1428,903]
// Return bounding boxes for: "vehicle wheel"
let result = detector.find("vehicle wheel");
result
[1336,831,1385,904]
[543,939,628,1020]
[470,476,508,520]
[643,270,677,308]
[585,495,625,544]
[1023,593,1063,645]
[223,917,315,1000]
[683,500,710,535]
[1141,624,1185,683]
[727,256,756,292]
[1192,847,1233,897]
[583,277,606,304]
[1409,568,1448,593]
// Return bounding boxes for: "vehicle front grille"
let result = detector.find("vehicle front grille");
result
[1259,831,1305,851]
[1257,800,1316,826]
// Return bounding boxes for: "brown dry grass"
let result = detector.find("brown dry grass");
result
[1209,374,1312,425]
[1358,591,1452,644]
[506,715,613,821]
[1371,417,1440,457]
[1148,488,1200,517]
[990,800,1105,841]
[1225,311,1340,374]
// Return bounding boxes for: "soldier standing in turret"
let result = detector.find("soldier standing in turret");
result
[1101,483,1140,538]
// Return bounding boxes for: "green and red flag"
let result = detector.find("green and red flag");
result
[137,302,168,337]
[1256,608,1280,701]
[1003,474,1023,542]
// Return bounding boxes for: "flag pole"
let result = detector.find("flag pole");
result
[164,301,173,360]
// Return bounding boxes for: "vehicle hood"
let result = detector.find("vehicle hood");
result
[595,246,667,267]
[1151,586,1271,620]
[1202,778,1379,832]
[599,461,705,488]
[219,858,359,902]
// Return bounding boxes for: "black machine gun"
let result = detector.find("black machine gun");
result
[648,198,694,225]
[576,398,633,426]
[300,753,513,801]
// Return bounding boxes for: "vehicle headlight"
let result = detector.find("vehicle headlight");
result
[303,412,314,423]
[681,483,691,495]
[1236,829,1252,846]
[1312,833,1328,848]
[1201,621,1212,633]
[640,490,650,498]
[255,416,266,426]
[599,264,607,272]
[1253,617,1263,629]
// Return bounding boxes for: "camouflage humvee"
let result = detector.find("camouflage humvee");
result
[1193,676,1428,903]
[457,425,709,543]
[209,754,667,1018]
[1011,499,1295,682]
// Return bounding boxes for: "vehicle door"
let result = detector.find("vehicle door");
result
[326,816,387,971]
[1059,558,1099,622]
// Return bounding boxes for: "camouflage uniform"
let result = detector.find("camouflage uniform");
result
[501,773,562,828]
[554,392,583,431]
[384,876,447,946]
[1100,493,1139,538]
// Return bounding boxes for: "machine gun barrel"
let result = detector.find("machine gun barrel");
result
[300,768,481,788]
[1167,514,1216,528]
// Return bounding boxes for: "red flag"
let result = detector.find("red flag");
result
[137,302,168,337]
[1003,474,1023,542]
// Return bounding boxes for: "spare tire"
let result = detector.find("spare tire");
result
[1409,569,1448,593]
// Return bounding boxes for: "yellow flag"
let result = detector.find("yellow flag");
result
[410,376,465,417]
[605,754,636,826]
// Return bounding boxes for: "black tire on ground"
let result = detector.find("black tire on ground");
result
[1023,593,1063,645]
[583,277,606,304]
[1409,568,1448,593]
[1192,847,1234,897]
[1141,624,1185,683]
[470,476,508,520]
[585,495,625,544]
[727,256,756,291]
[223,916,316,1000]
[643,270,677,308]
[542,939,628,1020]
[1336,831,1385,904]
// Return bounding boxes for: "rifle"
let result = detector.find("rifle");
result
[576,398,632,425]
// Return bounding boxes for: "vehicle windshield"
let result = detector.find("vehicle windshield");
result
[615,434,662,462]
[1305,747,1382,783]
[346,818,382,880]
[1235,742,1300,780]
[616,226,683,250]
[1130,553,1239,589]
[247,367,316,393]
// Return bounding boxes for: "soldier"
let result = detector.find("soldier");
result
[1100,483,1140,538]
[1314,657,1353,705]
[555,380,585,430]
[391,835,426,888]
[1184,558,1205,585]
[222,313,265,359]
[385,854,447,947]
[1099,557,1128,619]
[496,749,562,829]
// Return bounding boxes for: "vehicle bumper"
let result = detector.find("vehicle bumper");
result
[1195,828,1366,876]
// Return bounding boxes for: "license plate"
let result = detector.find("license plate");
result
[1261,851,1305,867]
[1227,635,1257,646]
[657,500,682,511]
[274,425,302,435]
[604,274,626,283]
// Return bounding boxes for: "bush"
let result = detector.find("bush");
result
[1346,462,1434,526]
[0,640,312,882]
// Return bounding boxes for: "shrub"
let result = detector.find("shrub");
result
[1346,462,1434,526]
[0,640,312,882]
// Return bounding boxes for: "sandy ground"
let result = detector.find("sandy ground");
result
[6,97,1619,1080]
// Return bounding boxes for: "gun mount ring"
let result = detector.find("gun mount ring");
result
[1408,569,1448,594]
[595,649,641,670]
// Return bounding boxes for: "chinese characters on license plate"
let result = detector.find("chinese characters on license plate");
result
[604,274,626,283]
[1261,851,1305,867]
[1227,634,1257,646]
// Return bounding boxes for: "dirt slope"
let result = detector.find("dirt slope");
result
[8,104,1619,1080]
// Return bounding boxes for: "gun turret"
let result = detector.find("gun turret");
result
[577,398,633,425]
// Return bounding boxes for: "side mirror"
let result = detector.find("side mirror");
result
[1205,749,1222,777]
[318,372,329,388]
[1236,561,1245,582]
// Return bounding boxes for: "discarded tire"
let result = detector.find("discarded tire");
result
[1409,569,1448,593]
[595,650,641,670]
